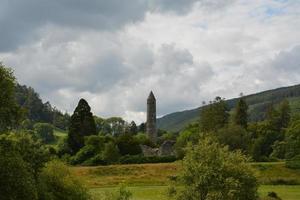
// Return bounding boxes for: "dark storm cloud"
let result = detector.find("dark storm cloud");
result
[0,0,235,51]
[0,0,148,51]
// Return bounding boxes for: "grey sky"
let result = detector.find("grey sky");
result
[1,0,300,123]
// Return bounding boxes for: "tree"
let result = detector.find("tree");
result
[102,142,120,163]
[278,99,291,129]
[138,122,146,133]
[0,133,50,177]
[234,97,248,128]
[175,123,200,158]
[169,137,258,200]
[265,103,281,131]
[34,123,55,143]
[67,99,97,154]
[0,150,38,200]
[117,134,142,156]
[0,63,22,132]
[200,97,229,132]
[216,125,251,152]
[284,119,300,159]
[129,121,138,135]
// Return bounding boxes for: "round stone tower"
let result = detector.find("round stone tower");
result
[147,91,157,144]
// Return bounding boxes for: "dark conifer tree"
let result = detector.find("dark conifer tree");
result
[67,99,96,154]
[234,98,249,128]
[138,122,146,133]
[278,99,291,129]
[129,121,138,135]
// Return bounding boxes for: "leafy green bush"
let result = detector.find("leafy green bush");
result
[70,145,96,165]
[0,151,38,200]
[38,160,90,200]
[169,137,258,200]
[102,142,120,164]
[286,154,300,169]
[82,154,107,166]
[34,123,55,143]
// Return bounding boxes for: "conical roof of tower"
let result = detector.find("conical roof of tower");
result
[147,91,156,100]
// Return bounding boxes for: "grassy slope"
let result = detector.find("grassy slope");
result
[157,84,300,132]
[72,162,300,188]
[75,162,300,199]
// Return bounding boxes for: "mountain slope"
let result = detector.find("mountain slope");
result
[157,84,300,132]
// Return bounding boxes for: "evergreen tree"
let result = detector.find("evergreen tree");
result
[234,97,248,128]
[265,103,281,131]
[67,99,96,154]
[138,122,146,133]
[200,96,229,132]
[278,99,291,129]
[129,121,138,135]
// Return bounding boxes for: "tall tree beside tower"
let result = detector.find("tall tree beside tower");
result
[67,99,97,154]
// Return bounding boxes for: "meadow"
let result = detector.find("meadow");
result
[71,162,300,200]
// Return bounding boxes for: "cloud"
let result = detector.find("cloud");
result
[0,0,149,51]
[1,0,300,123]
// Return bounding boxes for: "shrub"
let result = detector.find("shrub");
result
[169,137,258,200]
[34,123,55,143]
[82,154,107,166]
[102,142,120,164]
[0,151,38,200]
[70,145,96,165]
[38,160,90,200]
[286,154,300,169]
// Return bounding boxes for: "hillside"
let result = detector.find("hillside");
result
[157,84,300,132]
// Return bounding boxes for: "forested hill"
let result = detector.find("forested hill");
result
[15,84,70,130]
[157,84,300,132]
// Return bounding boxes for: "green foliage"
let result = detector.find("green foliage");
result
[0,133,50,176]
[249,122,284,161]
[216,124,251,152]
[286,155,300,169]
[15,84,70,129]
[102,142,120,164]
[71,145,97,165]
[133,133,152,146]
[0,150,38,200]
[284,119,300,159]
[169,137,258,200]
[200,96,229,132]
[278,99,291,129]
[68,99,97,154]
[234,97,248,128]
[38,160,90,200]
[270,141,286,159]
[129,121,138,135]
[117,134,142,156]
[0,63,22,133]
[174,123,200,158]
[34,122,55,143]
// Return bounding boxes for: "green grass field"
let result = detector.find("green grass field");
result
[70,162,300,199]
[89,185,300,200]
